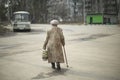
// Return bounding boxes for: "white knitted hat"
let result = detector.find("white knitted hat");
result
[50,20,59,25]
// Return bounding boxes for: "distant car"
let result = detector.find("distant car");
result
[12,11,31,32]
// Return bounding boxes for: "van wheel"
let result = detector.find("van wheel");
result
[27,29,31,32]
[13,29,17,32]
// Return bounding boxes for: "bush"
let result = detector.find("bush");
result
[0,24,10,35]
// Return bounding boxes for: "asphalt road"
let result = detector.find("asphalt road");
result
[0,24,120,80]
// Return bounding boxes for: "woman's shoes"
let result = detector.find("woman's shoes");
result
[51,62,61,70]
[51,63,56,69]
[57,62,61,70]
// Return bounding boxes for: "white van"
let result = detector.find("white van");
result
[12,11,31,32]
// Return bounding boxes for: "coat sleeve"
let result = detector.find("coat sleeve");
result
[43,31,49,50]
[60,29,65,46]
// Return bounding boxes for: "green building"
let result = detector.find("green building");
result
[87,14,103,24]
[86,14,118,24]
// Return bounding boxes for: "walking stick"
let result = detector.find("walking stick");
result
[63,46,69,67]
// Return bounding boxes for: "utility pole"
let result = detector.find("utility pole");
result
[73,0,78,22]
[67,0,71,22]
[117,0,120,23]
[83,0,86,24]
[5,0,11,22]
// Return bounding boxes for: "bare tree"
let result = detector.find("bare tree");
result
[47,0,69,22]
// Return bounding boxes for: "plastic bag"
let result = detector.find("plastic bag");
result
[42,50,48,61]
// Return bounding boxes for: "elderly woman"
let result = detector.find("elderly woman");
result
[43,20,65,70]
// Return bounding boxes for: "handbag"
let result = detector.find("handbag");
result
[42,50,48,61]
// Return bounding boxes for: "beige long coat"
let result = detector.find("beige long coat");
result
[43,26,65,63]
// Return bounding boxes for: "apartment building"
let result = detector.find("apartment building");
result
[85,0,118,24]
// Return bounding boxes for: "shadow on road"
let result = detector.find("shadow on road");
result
[32,68,69,79]
[0,29,45,38]
[71,34,113,42]
[32,68,119,80]
[0,32,17,38]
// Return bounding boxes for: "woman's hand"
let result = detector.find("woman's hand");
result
[43,46,46,50]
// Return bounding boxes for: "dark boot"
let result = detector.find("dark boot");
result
[57,62,61,70]
[51,63,55,69]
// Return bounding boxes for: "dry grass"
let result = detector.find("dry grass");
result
[118,24,120,27]
[0,25,10,35]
